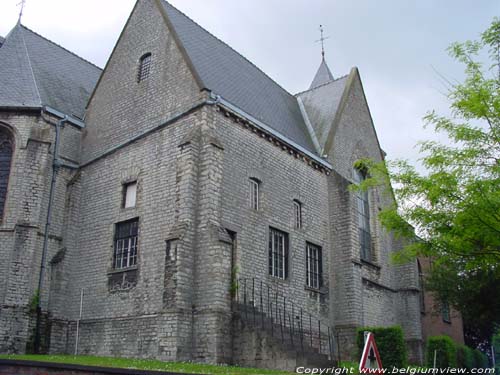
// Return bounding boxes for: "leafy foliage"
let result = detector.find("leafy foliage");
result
[356,18,500,349]
[472,349,489,368]
[426,336,457,368]
[356,326,408,368]
[456,344,474,370]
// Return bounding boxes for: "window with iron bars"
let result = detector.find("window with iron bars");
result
[306,243,322,289]
[249,178,260,210]
[268,227,288,279]
[354,168,372,261]
[113,218,139,269]
[137,53,152,82]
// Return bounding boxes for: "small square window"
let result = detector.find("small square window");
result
[249,178,260,210]
[123,181,137,208]
[293,200,302,229]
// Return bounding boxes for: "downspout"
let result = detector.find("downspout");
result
[34,115,68,353]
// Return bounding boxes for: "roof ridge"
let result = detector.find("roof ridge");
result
[161,0,297,101]
[20,24,102,71]
[19,24,42,105]
[294,73,349,96]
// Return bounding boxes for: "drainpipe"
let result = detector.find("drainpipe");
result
[34,115,68,353]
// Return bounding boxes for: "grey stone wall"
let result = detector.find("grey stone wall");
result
[0,111,80,353]
[0,0,423,366]
[82,0,202,164]
[215,109,331,323]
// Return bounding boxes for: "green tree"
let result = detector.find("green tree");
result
[357,18,500,349]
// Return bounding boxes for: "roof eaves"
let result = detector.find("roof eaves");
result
[215,94,332,170]
[295,73,349,97]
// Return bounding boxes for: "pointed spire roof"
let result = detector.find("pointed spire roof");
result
[160,0,318,155]
[309,58,334,90]
[0,23,101,118]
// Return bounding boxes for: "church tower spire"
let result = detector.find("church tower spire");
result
[310,25,334,89]
[309,57,334,90]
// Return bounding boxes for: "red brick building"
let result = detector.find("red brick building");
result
[418,258,465,346]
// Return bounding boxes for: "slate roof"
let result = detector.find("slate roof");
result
[297,75,349,152]
[309,58,335,90]
[161,0,318,155]
[0,36,4,47]
[0,24,101,119]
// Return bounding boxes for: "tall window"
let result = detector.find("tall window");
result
[418,260,426,313]
[249,178,260,210]
[0,127,13,219]
[293,199,302,229]
[354,168,372,261]
[269,227,288,279]
[306,243,322,289]
[123,181,137,208]
[441,300,451,323]
[114,218,139,269]
[137,53,152,82]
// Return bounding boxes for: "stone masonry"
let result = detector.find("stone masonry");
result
[0,0,424,370]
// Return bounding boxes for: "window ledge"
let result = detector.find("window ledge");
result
[107,266,138,275]
[267,275,289,284]
[361,259,381,270]
[304,286,326,295]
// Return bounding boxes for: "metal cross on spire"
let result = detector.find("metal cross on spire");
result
[17,0,26,23]
[315,24,330,59]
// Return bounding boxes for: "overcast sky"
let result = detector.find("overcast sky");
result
[1,0,498,166]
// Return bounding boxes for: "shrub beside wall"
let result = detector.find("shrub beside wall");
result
[425,336,457,368]
[472,349,489,368]
[356,326,408,368]
[456,344,474,370]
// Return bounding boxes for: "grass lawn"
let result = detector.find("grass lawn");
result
[0,354,293,375]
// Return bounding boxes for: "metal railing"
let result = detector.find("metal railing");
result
[235,277,335,360]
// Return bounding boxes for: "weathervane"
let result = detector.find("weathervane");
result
[17,0,26,23]
[315,24,330,59]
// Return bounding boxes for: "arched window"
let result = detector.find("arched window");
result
[354,167,371,261]
[0,127,13,219]
[137,53,152,82]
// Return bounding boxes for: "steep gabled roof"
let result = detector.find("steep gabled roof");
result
[0,24,101,119]
[297,74,349,153]
[160,0,317,155]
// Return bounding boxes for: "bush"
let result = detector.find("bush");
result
[472,349,489,368]
[425,335,457,368]
[356,326,407,368]
[456,344,474,370]
[493,333,500,373]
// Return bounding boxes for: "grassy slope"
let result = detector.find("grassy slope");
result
[0,355,292,375]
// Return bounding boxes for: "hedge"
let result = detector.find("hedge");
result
[456,344,474,370]
[356,326,407,368]
[472,349,489,368]
[425,335,457,368]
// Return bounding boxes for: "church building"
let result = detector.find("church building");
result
[0,0,423,370]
